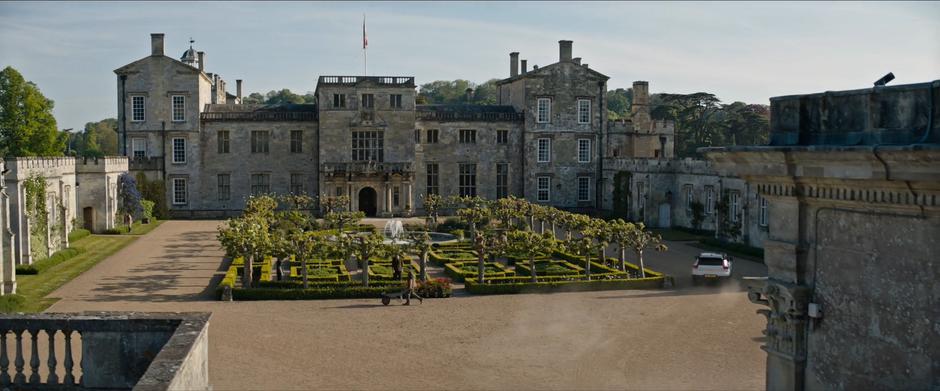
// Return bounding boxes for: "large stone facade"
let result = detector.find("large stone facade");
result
[115,32,763,247]
[0,156,128,295]
[704,80,939,390]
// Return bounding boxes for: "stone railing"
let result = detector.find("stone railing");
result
[318,76,415,87]
[0,312,210,390]
[200,111,317,122]
[321,162,414,175]
[416,111,524,122]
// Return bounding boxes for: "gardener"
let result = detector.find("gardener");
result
[392,255,403,280]
[404,269,423,305]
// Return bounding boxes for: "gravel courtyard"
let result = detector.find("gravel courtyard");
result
[47,220,766,390]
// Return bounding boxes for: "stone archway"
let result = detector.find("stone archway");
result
[358,187,377,217]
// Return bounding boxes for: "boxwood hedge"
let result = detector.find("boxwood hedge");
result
[443,261,515,282]
[513,260,584,277]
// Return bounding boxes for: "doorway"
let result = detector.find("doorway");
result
[83,207,95,232]
[358,187,377,217]
[658,203,671,228]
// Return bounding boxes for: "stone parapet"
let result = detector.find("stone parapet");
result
[4,157,77,179]
[76,156,130,173]
[603,157,717,175]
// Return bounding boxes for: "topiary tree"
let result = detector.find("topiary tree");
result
[608,219,638,273]
[506,230,554,283]
[357,233,386,287]
[457,201,490,240]
[270,194,314,281]
[628,222,668,278]
[218,215,271,288]
[408,231,433,281]
[421,193,447,230]
[117,172,143,227]
[319,194,349,215]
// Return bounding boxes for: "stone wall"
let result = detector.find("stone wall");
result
[4,157,78,267]
[76,156,129,232]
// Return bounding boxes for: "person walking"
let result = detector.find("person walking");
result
[392,255,403,280]
[404,269,423,305]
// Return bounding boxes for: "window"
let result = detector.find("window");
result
[251,173,271,195]
[537,98,551,123]
[217,131,230,154]
[537,138,551,162]
[171,95,185,122]
[459,129,476,144]
[685,185,694,215]
[496,163,509,199]
[458,163,477,197]
[290,173,305,194]
[414,129,420,143]
[217,174,230,201]
[131,96,145,122]
[172,178,187,205]
[393,186,400,207]
[251,131,269,154]
[290,130,303,153]
[426,163,439,196]
[497,130,508,144]
[333,94,346,108]
[335,186,343,197]
[578,177,591,202]
[390,94,402,109]
[361,94,374,109]
[578,139,592,163]
[729,191,740,223]
[578,99,591,124]
[426,129,439,144]
[705,186,715,215]
[132,138,146,158]
[537,176,551,202]
[351,131,384,161]
[759,197,769,227]
[172,138,185,163]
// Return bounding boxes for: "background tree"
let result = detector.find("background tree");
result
[606,88,633,120]
[0,66,67,157]
[506,231,554,283]
[417,79,499,104]
[71,118,118,157]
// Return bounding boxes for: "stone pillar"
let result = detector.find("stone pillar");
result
[383,182,392,217]
[405,182,413,216]
[0,187,12,294]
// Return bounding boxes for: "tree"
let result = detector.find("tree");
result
[292,230,331,288]
[417,79,499,105]
[608,219,638,272]
[0,66,67,157]
[628,223,667,278]
[116,173,143,227]
[320,194,349,215]
[606,88,632,120]
[241,92,265,104]
[456,202,490,239]
[506,230,554,283]
[409,231,433,281]
[218,215,271,288]
[74,118,118,157]
[421,193,448,229]
[357,233,386,287]
[271,195,314,281]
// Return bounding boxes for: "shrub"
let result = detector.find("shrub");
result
[415,277,452,298]
[465,275,664,295]
[102,226,130,235]
[15,247,85,275]
[141,199,156,221]
[0,294,26,313]
[67,228,91,242]
[514,260,584,277]
[443,262,515,282]
[289,263,351,282]
[436,217,467,233]
[428,249,478,265]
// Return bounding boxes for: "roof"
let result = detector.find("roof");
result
[203,104,317,113]
[496,60,609,86]
[201,104,318,122]
[114,54,211,83]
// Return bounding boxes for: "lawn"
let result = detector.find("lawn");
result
[11,233,141,312]
[127,220,164,235]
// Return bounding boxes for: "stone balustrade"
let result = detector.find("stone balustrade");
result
[321,162,415,175]
[0,312,210,390]
[318,75,415,87]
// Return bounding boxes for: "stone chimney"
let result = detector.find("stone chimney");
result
[572,57,581,65]
[465,88,473,103]
[521,60,527,74]
[236,79,243,103]
[151,33,164,56]
[559,40,573,62]
[510,52,519,77]
[631,81,651,131]
[197,51,205,72]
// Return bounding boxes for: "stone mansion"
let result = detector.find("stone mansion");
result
[116,33,769,247]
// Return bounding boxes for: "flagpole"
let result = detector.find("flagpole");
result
[363,14,367,76]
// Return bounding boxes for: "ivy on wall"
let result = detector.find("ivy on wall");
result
[24,174,49,260]
[611,171,632,218]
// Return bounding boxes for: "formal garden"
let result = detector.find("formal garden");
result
[216,194,670,301]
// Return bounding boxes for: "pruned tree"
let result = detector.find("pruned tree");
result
[506,230,554,283]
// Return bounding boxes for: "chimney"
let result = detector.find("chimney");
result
[510,52,519,77]
[631,81,651,131]
[521,60,528,74]
[197,51,205,72]
[582,64,589,68]
[559,40,573,62]
[572,57,581,65]
[150,33,165,56]
[465,88,473,103]
[236,79,243,103]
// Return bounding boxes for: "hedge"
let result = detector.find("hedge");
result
[504,251,550,265]
[443,261,515,282]
[429,249,478,265]
[67,228,91,242]
[232,286,394,300]
[514,260,584,277]
[289,264,351,282]
[369,263,420,281]
[464,275,664,295]
[15,247,85,275]
[258,280,403,289]
[102,226,131,235]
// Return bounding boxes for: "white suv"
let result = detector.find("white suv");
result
[691,252,732,284]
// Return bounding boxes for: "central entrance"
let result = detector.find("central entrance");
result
[358,187,378,217]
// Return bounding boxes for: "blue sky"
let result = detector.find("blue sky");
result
[1,1,938,132]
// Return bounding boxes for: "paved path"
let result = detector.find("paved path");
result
[48,220,767,390]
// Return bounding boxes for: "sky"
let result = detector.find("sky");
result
[1,1,938,132]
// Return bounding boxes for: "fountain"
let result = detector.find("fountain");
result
[381,219,458,245]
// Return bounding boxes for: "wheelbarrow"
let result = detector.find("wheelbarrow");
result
[380,289,422,305]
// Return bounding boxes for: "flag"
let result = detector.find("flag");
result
[362,15,368,49]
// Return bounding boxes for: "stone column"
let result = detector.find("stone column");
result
[0,188,13,294]
[383,182,392,217]
[405,182,413,216]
